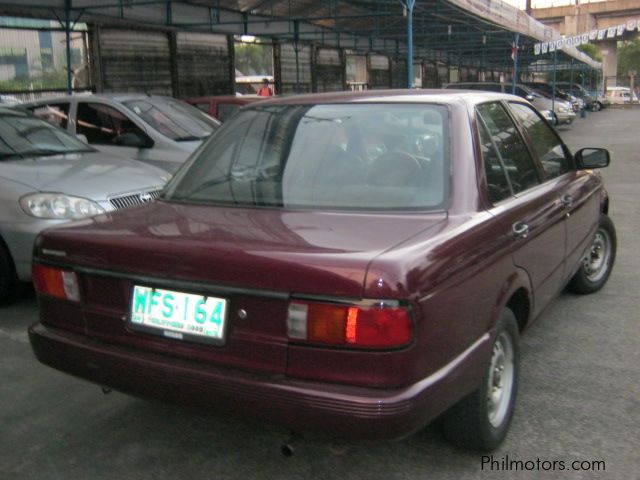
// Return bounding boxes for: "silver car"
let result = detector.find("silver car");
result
[0,107,168,302]
[21,94,221,173]
[444,82,576,125]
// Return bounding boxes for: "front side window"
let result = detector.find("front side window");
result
[509,102,571,179]
[76,103,145,145]
[476,102,540,194]
[165,103,450,211]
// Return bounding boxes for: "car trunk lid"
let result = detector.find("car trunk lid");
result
[36,201,446,375]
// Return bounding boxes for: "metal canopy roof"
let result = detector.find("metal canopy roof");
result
[0,0,601,72]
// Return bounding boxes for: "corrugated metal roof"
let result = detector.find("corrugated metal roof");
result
[0,0,601,70]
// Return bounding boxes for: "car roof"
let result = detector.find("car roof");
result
[185,95,262,103]
[21,93,176,106]
[247,89,523,107]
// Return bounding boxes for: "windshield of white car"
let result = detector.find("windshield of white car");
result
[123,98,220,142]
[165,103,450,211]
[0,114,93,160]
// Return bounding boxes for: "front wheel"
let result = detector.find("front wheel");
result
[0,240,19,305]
[441,308,520,451]
[566,214,616,294]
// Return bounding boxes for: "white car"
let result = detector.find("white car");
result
[0,107,168,303]
[605,86,638,105]
[21,94,221,173]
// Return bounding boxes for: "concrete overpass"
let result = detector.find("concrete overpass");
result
[532,0,640,86]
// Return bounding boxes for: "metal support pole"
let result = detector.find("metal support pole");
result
[65,0,72,94]
[404,0,415,89]
[511,33,519,95]
[294,20,300,91]
[569,58,575,90]
[552,50,557,118]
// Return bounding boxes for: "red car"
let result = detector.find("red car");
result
[29,90,616,451]
[185,95,262,122]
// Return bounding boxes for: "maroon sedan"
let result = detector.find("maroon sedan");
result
[185,95,262,122]
[29,90,616,451]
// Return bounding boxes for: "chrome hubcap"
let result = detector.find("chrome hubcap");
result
[487,332,514,428]
[582,228,611,282]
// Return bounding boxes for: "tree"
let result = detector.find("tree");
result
[617,39,640,81]
[235,43,273,76]
[545,44,601,86]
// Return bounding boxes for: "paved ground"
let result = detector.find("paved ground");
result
[1,108,638,480]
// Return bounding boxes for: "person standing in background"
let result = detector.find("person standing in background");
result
[257,78,274,97]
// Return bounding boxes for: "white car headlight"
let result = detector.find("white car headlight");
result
[20,193,105,219]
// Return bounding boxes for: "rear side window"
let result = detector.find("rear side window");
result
[217,103,242,122]
[476,102,540,194]
[77,103,144,145]
[477,118,512,204]
[509,102,571,179]
[30,103,71,130]
[194,102,211,114]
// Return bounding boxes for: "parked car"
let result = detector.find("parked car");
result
[29,90,616,451]
[0,107,169,303]
[21,94,221,173]
[523,82,584,112]
[444,82,576,125]
[605,86,638,105]
[184,95,263,122]
[553,82,609,111]
[0,94,21,105]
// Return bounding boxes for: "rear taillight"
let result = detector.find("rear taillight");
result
[287,300,413,348]
[32,264,80,302]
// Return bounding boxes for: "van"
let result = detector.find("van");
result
[605,86,637,105]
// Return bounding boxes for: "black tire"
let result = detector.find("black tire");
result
[441,308,520,451]
[566,214,616,295]
[591,102,602,112]
[0,239,19,305]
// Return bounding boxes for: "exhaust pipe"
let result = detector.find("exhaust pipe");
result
[281,432,302,457]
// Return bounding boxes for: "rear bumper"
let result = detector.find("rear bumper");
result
[29,322,490,441]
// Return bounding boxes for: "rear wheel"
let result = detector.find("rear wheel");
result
[441,308,520,451]
[591,101,602,112]
[0,239,19,305]
[567,214,616,294]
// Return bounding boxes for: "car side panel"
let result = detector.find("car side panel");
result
[496,184,566,318]
[560,171,602,280]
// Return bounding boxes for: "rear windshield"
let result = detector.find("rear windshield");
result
[123,97,220,141]
[165,103,449,211]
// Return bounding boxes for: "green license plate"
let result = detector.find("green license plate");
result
[130,285,227,344]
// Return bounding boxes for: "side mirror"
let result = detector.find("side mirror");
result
[76,133,89,144]
[525,94,534,101]
[115,131,153,148]
[575,147,610,169]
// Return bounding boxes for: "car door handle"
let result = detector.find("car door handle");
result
[561,194,574,208]
[512,222,530,239]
